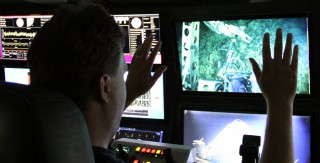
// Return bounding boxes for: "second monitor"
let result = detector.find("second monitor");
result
[113,13,161,64]
[123,71,164,119]
[183,109,311,163]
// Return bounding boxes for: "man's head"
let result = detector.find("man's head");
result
[27,3,126,112]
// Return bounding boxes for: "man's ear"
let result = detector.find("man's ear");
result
[99,74,111,103]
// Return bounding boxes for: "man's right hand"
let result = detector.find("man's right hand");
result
[249,28,298,108]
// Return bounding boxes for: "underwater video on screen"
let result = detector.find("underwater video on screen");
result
[176,17,310,94]
[184,110,311,163]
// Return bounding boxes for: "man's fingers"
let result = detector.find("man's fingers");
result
[283,33,293,65]
[147,41,161,69]
[262,33,271,70]
[132,35,153,66]
[274,28,283,61]
[291,45,299,77]
[132,44,143,63]
[149,66,167,88]
[141,35,153,59]
[249,58,261,83]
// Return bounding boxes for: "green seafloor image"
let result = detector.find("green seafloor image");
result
[176,17,310,94]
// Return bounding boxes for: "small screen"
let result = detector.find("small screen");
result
[4,67,30,85]
[114,127,164,143]
[123,71,164,119]
[183,110,310,163]
[0,15,52,60]
[175,16,310,94]
[113,14,161,64]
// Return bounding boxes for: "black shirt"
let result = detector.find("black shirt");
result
[92,146,124,163]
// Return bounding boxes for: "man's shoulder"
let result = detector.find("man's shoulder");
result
[92,146,124,163]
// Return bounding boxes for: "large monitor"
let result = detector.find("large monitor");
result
[113,14,161,64]
[0,14,52,60]
[174,15,310,94]
[183,109,311,163]
[123,71,164,119]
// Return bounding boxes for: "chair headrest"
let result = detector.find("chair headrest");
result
[0,82,95,163]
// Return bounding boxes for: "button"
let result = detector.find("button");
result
[151,149,156,154]
[141,148,147,153]
[156,150,161,155]
[133,160,139,163]
[146,148,151,153]
[135,147,141,152]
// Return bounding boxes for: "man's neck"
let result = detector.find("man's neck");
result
[83,103,114,149]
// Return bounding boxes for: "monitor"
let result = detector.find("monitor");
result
[0,14,52,60]
[0,13,161,63]
[113,127,164,143]
[113,14,161,64]
[4,67,30,85]
[123,71,164,119]
[175,15,310,94]
[183,109,311,163]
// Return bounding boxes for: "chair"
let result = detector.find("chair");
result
[0,81,95,163]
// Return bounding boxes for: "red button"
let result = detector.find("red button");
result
[151,149,156,154]
[133,160,139,163]
[141,148,147,153]
[146,148,151,153]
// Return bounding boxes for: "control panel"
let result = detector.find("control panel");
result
[113,138,196,163]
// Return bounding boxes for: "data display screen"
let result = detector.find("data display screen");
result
[123,71,164,119]
[0,14,161,63]
[113,14,161,64]
[0,15,52,60]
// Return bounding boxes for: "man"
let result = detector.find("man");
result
[28,2,297,163]
[27,3,166,162]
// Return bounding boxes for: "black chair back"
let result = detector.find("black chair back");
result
[0,82,95,163]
